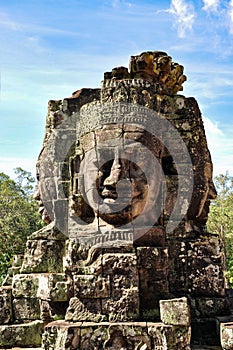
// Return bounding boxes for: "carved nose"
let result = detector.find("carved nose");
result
[103,157,122,186]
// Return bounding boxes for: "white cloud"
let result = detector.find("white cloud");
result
[112,0,132,9]
[202,0,219,12]
[202,118,233,176]
[167,0,195,37]
[0,11,22,31]
[229,0,233,34]
[203,117,223,135]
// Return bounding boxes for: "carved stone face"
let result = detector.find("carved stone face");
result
[77,125,163,227]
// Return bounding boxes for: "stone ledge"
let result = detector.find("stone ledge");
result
[0,321,44,348]
[191,347,222,350]
[42,320,191,349]
[6,348,42,350]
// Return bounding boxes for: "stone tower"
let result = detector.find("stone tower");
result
[0,51,232,349]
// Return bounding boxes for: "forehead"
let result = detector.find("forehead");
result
[95,124,147,141]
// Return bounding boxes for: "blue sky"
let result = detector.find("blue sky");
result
[0,0,233,178]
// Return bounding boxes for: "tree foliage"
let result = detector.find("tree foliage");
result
[0,168,43,282]
[207,172,233,285]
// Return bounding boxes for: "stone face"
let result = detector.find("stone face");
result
[0,50,230,349]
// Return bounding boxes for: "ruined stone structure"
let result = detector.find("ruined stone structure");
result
[0,51,233,349]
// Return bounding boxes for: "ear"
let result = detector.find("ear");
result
[70,154,81,195]
[71,176,95,223]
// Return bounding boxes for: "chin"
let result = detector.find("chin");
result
[98,205,134,226]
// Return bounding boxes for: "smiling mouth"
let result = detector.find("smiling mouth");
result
[103,198,118,204]
[100,187,142,204]
[101,188,118,200]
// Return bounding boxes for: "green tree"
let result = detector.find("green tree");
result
[0,168,43,282]
[207,172,233,286]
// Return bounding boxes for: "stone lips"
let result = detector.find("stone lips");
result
[39,101,194,241]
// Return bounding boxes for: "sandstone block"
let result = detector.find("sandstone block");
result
[13,298,40,321]
[102,253,138,277]
[101,253,140,321]
[133,226,166,246]
[195,297,231,317]
[0,287,12,324]
[65,297,106,322]
[159,297,190,326]
[0,320,43,347]
[80,322,150,350]
[168,237,225,297]
[221,322,233,350]
[136,247,168,270]
[73,274,110,298]
[137,247,169,318]
[21,239,65,273]
[187,258,225,297]
[102,287,140,321]
[13,274,39,299]
[12,273,71,301]
[148,322,191,350]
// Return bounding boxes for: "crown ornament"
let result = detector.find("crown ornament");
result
[79,101,164,137]
[78,51,186,137]
[102,51,186,95]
